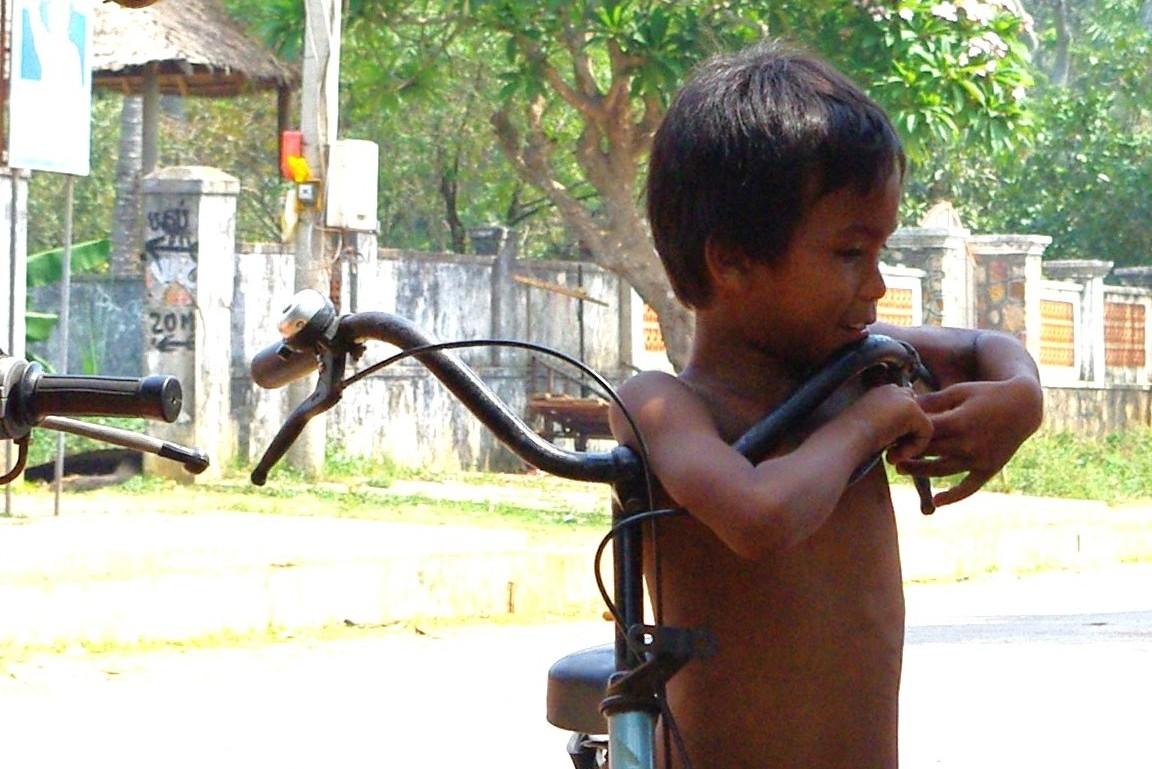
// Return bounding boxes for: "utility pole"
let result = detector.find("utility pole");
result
[288,0,342,475]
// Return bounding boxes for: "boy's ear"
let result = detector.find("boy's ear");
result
[703,237,753,295]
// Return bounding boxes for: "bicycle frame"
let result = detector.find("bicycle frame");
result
[249,289,934,769]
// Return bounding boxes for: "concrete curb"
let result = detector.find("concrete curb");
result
[0,510,606,646]
[2,486,1150,647]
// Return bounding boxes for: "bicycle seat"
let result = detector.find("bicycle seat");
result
[546,643,615,734]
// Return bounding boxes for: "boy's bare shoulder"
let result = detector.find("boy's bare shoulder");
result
[615,369,699,411]
[609,370,708,445]
[617,369,686,396]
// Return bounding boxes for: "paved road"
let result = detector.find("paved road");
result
[901,568,1152,768]
[3,566,1152,768]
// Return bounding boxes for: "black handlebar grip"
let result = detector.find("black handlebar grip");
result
[250,342,320,389]
[29,373,183,423]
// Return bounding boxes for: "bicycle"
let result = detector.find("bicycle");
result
[248,288,936,769]
[0,352,210,484]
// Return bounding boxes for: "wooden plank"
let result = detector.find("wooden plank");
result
[512,274,609,306]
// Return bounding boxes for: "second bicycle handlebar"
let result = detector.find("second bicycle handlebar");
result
[0,354,210,478]
[0,357,183,440]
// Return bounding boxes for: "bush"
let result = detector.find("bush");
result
[971,429,1152,503]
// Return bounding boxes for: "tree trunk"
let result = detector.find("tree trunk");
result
[1049,0,1073,86]
[110,95,143,278]
[439,159,467,253]
[486,47,696,369]
[578,205,694,371]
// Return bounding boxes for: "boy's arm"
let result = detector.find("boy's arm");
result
[872,323,1044,506]
[609,371,932,559]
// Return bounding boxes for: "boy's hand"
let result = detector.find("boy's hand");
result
[847,384,933,465]
[893,375,1042,505]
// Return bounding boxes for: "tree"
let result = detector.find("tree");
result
[227,1,1038,367]
[826,0,1036,210]
[935,0,1152,264]
[440,0,1037,366]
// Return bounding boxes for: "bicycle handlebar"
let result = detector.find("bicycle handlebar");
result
[249,308,638,486]
[250,290,933,497]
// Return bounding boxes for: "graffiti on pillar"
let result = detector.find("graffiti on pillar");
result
[144,202,198,352]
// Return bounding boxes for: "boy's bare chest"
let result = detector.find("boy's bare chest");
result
[652,474,905,768]
[655,470,902,614]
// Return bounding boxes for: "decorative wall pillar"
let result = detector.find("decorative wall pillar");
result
[967,235,1051,363]
[1108,266,1152,384]
[884,226,972,328]
[140,166,238,480]
[1043,259,1114,384]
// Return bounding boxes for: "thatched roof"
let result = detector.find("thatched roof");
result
[91,0,299,97]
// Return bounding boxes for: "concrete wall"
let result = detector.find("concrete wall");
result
[26,228,1152,473]
[1042,385,1152,439]
[27,275,143,374]
[232,244,633,473]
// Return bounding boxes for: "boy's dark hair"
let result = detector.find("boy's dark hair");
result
[646,39,906,308]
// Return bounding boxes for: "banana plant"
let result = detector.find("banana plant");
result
[25,238,111,350]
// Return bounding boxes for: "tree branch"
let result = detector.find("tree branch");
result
[516,33,601,120]
[562,23,600,98]
[1049,0,1072,86]
[633,92,664,159]
[490,103,608,254]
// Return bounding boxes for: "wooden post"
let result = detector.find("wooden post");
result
[288,0,342,476]
[141,62,159,174]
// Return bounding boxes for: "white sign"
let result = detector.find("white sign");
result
[7,0,93,175]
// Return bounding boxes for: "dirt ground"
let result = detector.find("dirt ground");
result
[5,567,1152,769]
[0,618,606,769]
[6,475,1152,768]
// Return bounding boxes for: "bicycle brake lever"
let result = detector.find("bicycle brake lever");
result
[40,416,210,475]
[888,343,939,515]
[849,342,939,515]
[250,350,345,486]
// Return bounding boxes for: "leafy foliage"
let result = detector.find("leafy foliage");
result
[26,239,110,287]
[829,0,1035,161]
[23,0,1152,322]
[929,0,1152,264]
[982,429,1152,503]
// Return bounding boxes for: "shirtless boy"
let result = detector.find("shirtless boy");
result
[611,40,1044,769]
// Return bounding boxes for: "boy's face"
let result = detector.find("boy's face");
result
[738,168,901,369]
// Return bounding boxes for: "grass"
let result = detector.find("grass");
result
[5,429,1152,659]
[13,427,1152,529]
[7,445,614,538]
[981,430,1152,503]
[887,428,1152,505]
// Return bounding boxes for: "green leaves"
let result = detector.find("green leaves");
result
[908,0,1152,267]
[26,239,110,287]
[827,0,1036,163]
[25,312,58,344]
[24,238,111,348]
